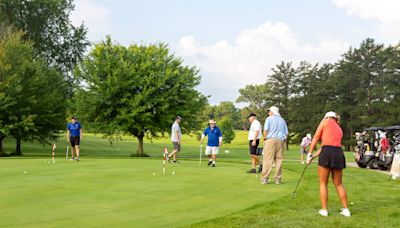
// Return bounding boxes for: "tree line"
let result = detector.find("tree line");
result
[1,1,399,155]
[238,39,400,149]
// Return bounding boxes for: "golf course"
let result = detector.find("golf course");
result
[1,132,399,228]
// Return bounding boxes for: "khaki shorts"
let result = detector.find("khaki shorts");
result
[173,142,181,152]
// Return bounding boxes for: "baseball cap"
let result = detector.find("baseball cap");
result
[71,116,77,120]
[247,113,257,118]
[324,111,337,119]
[176,116,182,120]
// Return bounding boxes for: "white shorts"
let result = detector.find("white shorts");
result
[205,146,219,155]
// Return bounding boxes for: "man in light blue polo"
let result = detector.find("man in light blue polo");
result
[261,106,288,185]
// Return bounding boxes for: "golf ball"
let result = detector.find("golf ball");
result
[24,171,27,174]
[153,173,156,176]
[172,171,176,175]
[350,202,354,205]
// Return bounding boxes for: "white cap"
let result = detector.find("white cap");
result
[324,111,337,119]
[306,133,312,139]
[267,106,280,116]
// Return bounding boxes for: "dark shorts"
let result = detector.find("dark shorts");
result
[249,139,260,155]
[173,142,181,152]
[70,136,80,147]
[318,146,346,169]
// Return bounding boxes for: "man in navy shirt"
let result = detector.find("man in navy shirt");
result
[67,116,83,161]
[200,119,222,167]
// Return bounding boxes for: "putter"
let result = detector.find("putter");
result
[199,144,203,165]
[66,146,69,159]
[292,162,311,198]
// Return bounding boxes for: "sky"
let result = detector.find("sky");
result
[71,0,400,106]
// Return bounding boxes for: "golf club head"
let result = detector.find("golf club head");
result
[291,192,296,198]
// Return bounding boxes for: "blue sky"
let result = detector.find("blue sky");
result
[71,0,400,105]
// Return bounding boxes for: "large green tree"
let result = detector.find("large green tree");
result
[74,37,207,156]
[0,0,89,76]
[0,27,67,155]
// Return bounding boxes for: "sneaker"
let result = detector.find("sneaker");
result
[261,178,269,185]
[275,179,282,185]
[207,160,213,166]
[257,165,263,173]
[246,168,256,173]
[75,157,80,161]
[172,160,180,164]
[319,209,328,217]
[211,163,216,167]
[340,208,351,217]
[70,157,75,161]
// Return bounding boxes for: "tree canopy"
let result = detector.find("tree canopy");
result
[74,37,207,155]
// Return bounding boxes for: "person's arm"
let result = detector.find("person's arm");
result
[263,119,269,141]
[307,120,326,163]
[218,129,222,147]
[200,134,205,144]
[176,130,180,144]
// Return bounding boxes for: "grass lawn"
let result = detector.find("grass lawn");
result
[1,131,399,227]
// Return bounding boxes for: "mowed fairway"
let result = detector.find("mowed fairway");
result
[1,132,399,227]
[0,159,297,228]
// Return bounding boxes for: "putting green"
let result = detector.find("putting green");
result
[0,159,300,227]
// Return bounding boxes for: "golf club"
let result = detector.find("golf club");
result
[291,162,311,198]
[163,146,168,175]
[199,144,202,165]
[66,146,69,159]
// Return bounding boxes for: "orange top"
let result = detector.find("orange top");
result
[309,118,342,153]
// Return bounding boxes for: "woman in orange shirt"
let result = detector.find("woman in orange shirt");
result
[307,111,351,217]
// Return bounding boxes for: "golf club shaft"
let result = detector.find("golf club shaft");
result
[292,163,309,197]
[199,144,202,164]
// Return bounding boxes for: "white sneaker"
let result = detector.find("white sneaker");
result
[319,209,328,217]
[340,208,351,217]
[261,178,269,185]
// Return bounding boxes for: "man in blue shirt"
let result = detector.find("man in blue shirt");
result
[67,116,83,161]
[261,106,288,185]
[200,119,222,167]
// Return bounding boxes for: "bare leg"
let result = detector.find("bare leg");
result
[332,169,348,209]
[71,147,75,158]
[251,155,259,169]
[75,145,80,157]
[212,154,216,161]
[318,165,331,210]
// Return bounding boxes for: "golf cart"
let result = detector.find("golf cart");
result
[354,126,394,170]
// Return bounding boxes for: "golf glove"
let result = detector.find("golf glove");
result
[306,153,313,164]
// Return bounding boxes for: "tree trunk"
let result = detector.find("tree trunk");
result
[0,135,5,156]
[136,133,144,156]
[15,138,22,155]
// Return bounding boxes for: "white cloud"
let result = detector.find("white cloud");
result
[332,0,400,43]
[176,21,349,104]
[71,0,111,41]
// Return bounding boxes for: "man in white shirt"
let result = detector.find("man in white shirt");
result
[247,113,263,173]
[300,133,312,164]
[168,116,182,163]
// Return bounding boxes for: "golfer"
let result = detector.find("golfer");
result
[261,106,288,185]
[67,116,82,161]
[168,116,182,163]
[300,133,312,164]
[307,111,351,217]
[200,119,222,167]
[247,113,262,173]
